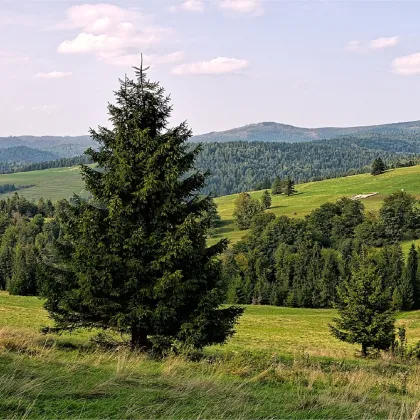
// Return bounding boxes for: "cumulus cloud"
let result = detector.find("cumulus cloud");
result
[392,53,420,75]
[34,71,72,79]
[369,36,399,49]
[219,0,264,16]
[346,36,399,53]
[172,57,249,75]
[57,3,174,65]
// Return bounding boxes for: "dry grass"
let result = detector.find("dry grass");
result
[2,294,420,418]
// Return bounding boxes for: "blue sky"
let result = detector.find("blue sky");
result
[1,0,420,136]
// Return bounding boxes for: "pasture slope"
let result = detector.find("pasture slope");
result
[1,165,420,248]
[1,291,420,418]
[0,166,87,202]
[213,165,420,245]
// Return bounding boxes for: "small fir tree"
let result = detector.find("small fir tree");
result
[400,244,416,310]
[285,177,296,196]
[261,190,272,209]
[271,177,282,195]
[371,158,386,175]
[330,250,395,357]
[391,287,403,310]
[42,65,243,352]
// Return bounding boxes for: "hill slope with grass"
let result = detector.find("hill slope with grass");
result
[1,292,420,418]
[1,164,420,246]
[0,166,87,202]
[212,165,420,245]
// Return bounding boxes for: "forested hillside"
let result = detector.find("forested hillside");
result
[193,120,420,143]
[0,146,60,173]
[195,134,420,196]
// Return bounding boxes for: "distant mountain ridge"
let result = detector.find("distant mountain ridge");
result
[192,120,420,143]
[0,146,59,162]
[0,135,94,158]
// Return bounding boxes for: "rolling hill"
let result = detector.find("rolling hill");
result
[0,146,59,163]
[1,163,420,248]
[211,165,420,245]
[193,120,420,143]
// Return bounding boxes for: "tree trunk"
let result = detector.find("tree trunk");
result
[131,326,151,350]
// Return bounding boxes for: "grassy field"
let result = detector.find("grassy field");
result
[2,165,420,247]
[0,166,87,202]
[2,291,420,418]
[212,166,420,245]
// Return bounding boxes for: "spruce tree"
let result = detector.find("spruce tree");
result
[271,177,282,195]
[285,177,296,196]
[400,244,416,310]
[318,249,341,308]
[416,249,420,309]
[42,65,243,352]
[261,190,272,209]
[371,158,386,175]
[330,250,395,357]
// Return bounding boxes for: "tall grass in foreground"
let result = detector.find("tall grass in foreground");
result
[1,327,420,419]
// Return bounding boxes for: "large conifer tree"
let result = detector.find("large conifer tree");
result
[43,65,243,352]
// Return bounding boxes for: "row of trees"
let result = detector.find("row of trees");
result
[271,177,296,196]
[224,192,420,310]
[14,155,92,173]
[232,180,298,230]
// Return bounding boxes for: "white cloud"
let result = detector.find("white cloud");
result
[57,4,173,65]
[172,57,249,75]
[219,0,264,16]
[392,53,420,75]
[346,36,399,53]
[34,71,72,79]
[369,36,399,49]
[167,0,205,13]
[182,0,206,12]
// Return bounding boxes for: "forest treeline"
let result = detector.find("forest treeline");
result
[0,194,55,295]
[0,155,92,174]
[0,133,419,198]
[223,192,420,310]
[194,136,420,196]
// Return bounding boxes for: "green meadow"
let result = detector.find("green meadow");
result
[2,165,420,249]
[0,166,88,202]
[212,165,420,245]
[1,291,420,418]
